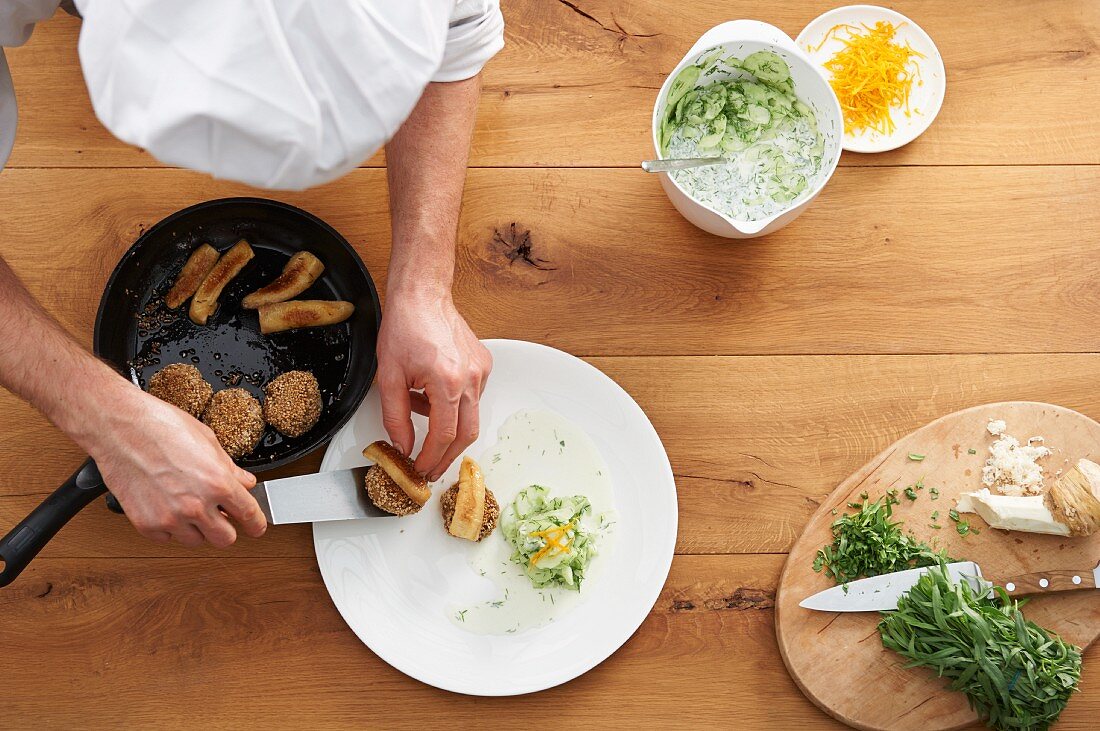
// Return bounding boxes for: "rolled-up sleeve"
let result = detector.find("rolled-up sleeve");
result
[433,0,504,82]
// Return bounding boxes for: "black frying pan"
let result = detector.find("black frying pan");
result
[0,198,381,587]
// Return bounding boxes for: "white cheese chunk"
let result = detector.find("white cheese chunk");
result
[956,488,1070,536]
[980,420,1051,496]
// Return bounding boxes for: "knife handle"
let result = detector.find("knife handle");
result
[994,570,1097,598]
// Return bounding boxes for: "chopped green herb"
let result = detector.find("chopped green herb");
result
[455,610,467,622]
[812,495,952,584]
[908,453,926,462]
[968,448,977,455]
[947,508,979,536]
[929,486,940,501]
[930,510,939,520]
[904,486,919,501]
[879,564,1081,731]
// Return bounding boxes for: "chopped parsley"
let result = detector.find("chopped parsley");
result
[813,494,951,584]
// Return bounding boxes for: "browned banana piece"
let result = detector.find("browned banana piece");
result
[448,457,488,541]
[363,440,431,506]
[189,240,254,325]
[241,251,325,309]
[257,300,354,334]
[165,243,219,309]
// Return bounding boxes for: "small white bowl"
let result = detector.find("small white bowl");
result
[796,5,946,153]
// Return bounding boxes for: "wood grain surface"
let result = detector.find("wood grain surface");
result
[1,2,1098,729]
[778,403,1100,730]
[2,167,1100,357]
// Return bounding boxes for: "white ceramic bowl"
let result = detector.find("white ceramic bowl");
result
[796,5,945,153]
[651,20,843,239]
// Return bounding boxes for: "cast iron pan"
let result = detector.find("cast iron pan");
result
[0,197,381,587]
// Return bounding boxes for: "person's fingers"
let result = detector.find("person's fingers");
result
[479,352,493,396]
[170,523,206,548]
[414,390,460,479]
[379,370,415,457]
[409,390,430,417]
[234,465,257,489]
[217,483,267,539]
[433,390,480,481]
[195,509,238,549]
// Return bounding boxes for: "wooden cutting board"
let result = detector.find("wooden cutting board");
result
[776,402,1100,731]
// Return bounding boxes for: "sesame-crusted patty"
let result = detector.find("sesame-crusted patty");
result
[440,483,499,541]
[364,465,423,516]
[148,363,213,418]
[202,388,265,459]
[263,370,322,437]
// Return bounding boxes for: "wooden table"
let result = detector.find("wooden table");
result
[1,3,1097,728]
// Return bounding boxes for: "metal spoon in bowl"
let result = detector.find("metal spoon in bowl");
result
[640,157,725,173]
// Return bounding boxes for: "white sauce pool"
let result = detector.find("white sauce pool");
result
[448,409,616,635]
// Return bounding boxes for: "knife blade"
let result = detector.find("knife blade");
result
[799,561,986,612]
[249,467,391,525]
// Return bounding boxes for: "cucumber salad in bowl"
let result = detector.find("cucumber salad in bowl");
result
[658,48,827,222]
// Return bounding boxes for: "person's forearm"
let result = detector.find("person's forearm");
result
[384,75,481,302]
[0,255,133,451]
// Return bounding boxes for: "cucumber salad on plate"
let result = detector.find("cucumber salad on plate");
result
[502,486,598,590]
[659,49,826,221]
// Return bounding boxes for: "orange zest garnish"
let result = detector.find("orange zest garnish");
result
[529,522,574,566]
[811,21,925,136]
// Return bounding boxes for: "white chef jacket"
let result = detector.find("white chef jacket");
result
[0,0,504,189]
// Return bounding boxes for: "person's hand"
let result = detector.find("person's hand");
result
[85,387,266,547]
[376,289,492,481]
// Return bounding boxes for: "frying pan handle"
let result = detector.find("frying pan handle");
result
[0,459,106,587]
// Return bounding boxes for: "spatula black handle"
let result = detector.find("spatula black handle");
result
[0,459,106,587]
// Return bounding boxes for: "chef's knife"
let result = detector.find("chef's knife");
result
[249,467,390,525]
[800,560,1100,612]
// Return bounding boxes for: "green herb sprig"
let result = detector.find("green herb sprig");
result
[879,564,1081,731]
[813,495,952,584]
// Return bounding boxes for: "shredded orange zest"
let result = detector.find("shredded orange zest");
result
[812,21,925,136]
[529,522,574,566]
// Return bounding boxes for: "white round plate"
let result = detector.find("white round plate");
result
[796,5,946,153]
[313,339,677,695]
